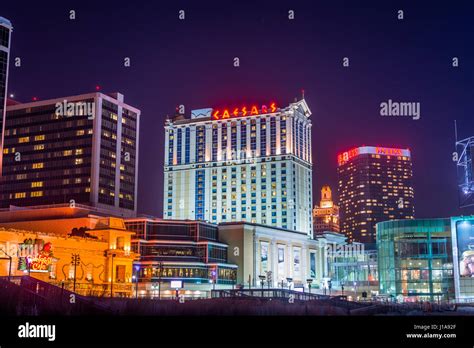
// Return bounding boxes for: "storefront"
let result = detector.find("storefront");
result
[0,207,138,298]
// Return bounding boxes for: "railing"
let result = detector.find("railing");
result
[0,276,116,315]
[212,288,329,301]
[210,288,374,310]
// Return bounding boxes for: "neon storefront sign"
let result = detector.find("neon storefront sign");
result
[17,239,54,272]
[212,102,278,120]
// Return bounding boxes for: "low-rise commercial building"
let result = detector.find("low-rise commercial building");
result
[125,218,238,298]
[0,204,138,297]
[218,222,344,290]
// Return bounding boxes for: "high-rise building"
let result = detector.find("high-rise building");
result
[0,92,140,217]
[312,185,339,236]
[337,146,415,244]
[0,16,12,176]
[163,99,313,235]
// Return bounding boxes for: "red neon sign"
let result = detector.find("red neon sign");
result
[212,102,277,120]
[338,146,406,166]
[338,148,360,166]
[375,147,402,156]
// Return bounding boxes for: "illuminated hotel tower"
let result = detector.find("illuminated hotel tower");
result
[313,185,340,236]
[337,146,415,245]
[0,16,12,176]
[163,99,313,235]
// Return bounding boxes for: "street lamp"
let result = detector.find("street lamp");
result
[286,277,293,291]
[71,254,81,293]
[307,279,313,294]
[259,275,266,290]
[110,253,116,298]
[158,262,163,300]
[133,265,139,299]
[266,271,272,289]
[26,256,32,276]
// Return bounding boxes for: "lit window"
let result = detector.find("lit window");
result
[34,135,45,141]
[14,192,26,199]
[31,182,43,188]
[18,137,30,143]
[32,163,44,169]
[31,191,43,197]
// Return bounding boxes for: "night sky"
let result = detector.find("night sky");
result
[2,0,474,219]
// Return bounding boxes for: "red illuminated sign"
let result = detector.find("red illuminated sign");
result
[338,146,406,166]
[18,239,54,272]
[338,148,360,166]
[212,102,277,120]
[375,147,402,156]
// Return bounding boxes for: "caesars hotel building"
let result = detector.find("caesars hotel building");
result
[163,99,313,235]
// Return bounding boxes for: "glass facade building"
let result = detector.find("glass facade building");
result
[0,17,12,177]
[125,218,237,297]
[338,146,415,244]
[377,219,454,301]
[163,99,313,235]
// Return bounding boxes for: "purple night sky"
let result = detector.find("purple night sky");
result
[2,0,474,218]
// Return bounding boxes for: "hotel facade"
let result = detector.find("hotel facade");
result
[0,92,140,217]
[0,16,12,174]
[163,99,313,235]
[338,146,415,245]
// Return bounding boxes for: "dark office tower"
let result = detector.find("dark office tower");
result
[337,146,415,245]
[0,92,140,217]
[0,17,12,176]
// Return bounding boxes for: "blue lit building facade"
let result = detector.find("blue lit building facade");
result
[377,218,455,301]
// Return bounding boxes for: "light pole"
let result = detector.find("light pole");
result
[110,253,116,298]
[286,277,293,291]
[307,279,313,294]
[266,271,272,289]
[259,275,266,291]
[158,262,163,300]
[133,265,139,299]
[71,254,81,293]
[26,256,32,276]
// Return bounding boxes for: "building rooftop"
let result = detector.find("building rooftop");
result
[0,204,125,223]
[6,91,140,114]
[0,17,12,28]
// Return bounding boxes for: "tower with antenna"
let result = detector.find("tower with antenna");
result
[455,120,474,208]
